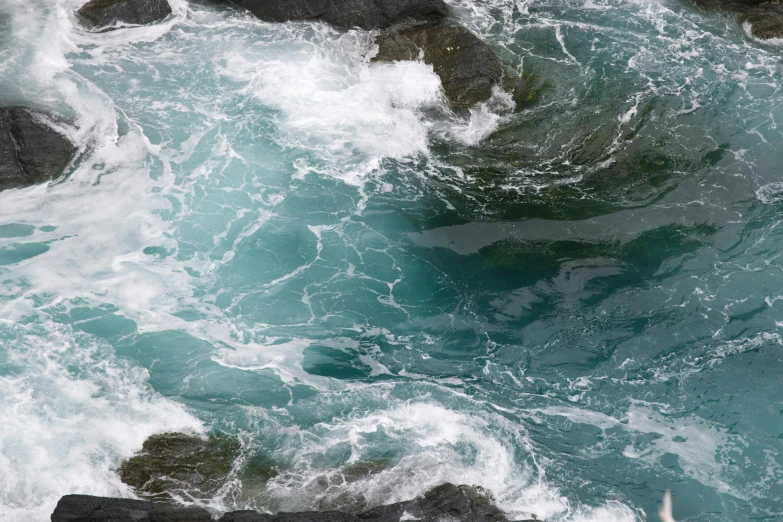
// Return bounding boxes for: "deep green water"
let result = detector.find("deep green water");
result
[2,0,783,520]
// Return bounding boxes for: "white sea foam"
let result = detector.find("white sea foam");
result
[567,501,641,522]
[218,29,447,185]
[236,393,641,522]
[537,402,748,499]
[0,323,203,522]
[755,182,783,204]
[0,2,208,519]
[622,403,747,498]
[255,400,571,520]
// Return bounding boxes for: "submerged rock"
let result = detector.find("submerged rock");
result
[374,26,504,109]
[0,107,76,192]
[77,0,173,29]
[118,432,240,502]
[51,494,211,522]
[230,0,447,30]
[739,2,783,39]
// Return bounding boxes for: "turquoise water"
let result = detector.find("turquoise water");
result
[2,0,783,520]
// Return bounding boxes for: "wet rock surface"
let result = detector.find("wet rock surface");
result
[739,2,783,39]
[0,107,76,192]
[52,484,539,522]
[374,25,504,109]
[688,0,766,9]
[118,432,240,503]
[230,0,448,30]
[51,494,212,522]
[77,0,173,29]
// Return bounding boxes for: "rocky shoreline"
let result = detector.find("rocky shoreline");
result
[49,432,540,522]
[9,0,782,194]
[51,483,536,522]
[0,0,526,194]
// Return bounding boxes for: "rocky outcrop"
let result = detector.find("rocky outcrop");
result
[739,2,783,39]
[224,0,516,110]
[52,484,539,522]
[230,0,447,30]
[374,26,504,109]
[689,0,765,9]
[118,432,241,502]
[77,0,172,29]
[51,495,212,522]
[0,107,76,192]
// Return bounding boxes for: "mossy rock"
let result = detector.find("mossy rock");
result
[118,432,240,502]
[374,25,504,109]
[739,2,783,40]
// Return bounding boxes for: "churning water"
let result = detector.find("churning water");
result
[2,0,783,520]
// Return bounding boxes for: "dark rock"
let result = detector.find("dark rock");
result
[219,511,358,522]
[118,432,240,503]
[689,0,765,7]
[216,483,536,522]
[361,483,508,522]
[77,0,173,29]
[52,484,540,522]
[739,2,783,39]
[374,26,504,109]
[51,494,211,522]
[374,32,420,61]
[230,0,447,30]
[688,0,765,10]
[0,107,76,192]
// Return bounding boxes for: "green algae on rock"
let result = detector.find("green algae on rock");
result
[118,432,241,502]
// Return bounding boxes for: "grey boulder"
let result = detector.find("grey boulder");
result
[230,0,448,30]
[51,494,212,522]
[374,26,504,109]
[739,2,783,39]
[0,107,76,192]
[77,0,173,29]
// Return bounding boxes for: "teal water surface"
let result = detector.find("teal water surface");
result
[1,0,783,520]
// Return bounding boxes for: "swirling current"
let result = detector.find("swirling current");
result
[2,0,783,520]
